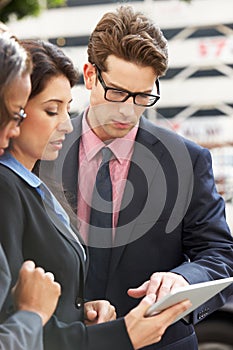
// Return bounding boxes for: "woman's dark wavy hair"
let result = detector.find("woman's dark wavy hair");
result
[25,40,80,219]
[20,39,79,100]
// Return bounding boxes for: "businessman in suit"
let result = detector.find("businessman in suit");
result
[46,6,233,349]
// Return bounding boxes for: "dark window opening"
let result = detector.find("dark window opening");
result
[190,109,226,117]
[157,107,187,119]
[190,69,225,78]
[49,36,89,47]
[161,67,186,80]
[188,28,225,39]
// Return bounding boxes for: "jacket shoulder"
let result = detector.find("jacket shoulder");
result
[140,116,207,156]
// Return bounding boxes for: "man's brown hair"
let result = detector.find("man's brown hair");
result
[87,5,168,76]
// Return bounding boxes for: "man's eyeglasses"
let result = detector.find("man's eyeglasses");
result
[94,65,160,107]
[11,108,27,127]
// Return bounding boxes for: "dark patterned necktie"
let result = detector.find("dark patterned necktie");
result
[85,147,113,300]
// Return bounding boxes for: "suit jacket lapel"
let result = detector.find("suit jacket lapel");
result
[45,202,86,271]
[0,245,11,309]
[59,115,83,212]
[39,115,87,276]
[109,117,165,274]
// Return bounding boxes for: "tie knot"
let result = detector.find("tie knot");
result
[101,147,112,164]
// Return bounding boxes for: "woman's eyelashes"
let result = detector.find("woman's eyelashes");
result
[45,108,71,117]
[45,110,58,116]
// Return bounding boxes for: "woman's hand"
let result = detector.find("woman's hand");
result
[125,294,192,349]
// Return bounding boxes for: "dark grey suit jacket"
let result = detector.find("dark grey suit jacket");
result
[0,164,133,350]
[48,113,233,350]
[0,245,43,350]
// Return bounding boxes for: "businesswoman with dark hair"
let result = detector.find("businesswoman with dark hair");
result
[0,32,61,350]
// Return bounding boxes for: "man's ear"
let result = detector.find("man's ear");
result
[83,63,96,90]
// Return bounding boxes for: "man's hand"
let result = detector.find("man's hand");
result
[125,294,192,349]
[128,272,189,302]
[12,260,61,325]
[84,300,116,325]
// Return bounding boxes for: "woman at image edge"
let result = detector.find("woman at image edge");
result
[0,39,191,350]
[0,32,61,350]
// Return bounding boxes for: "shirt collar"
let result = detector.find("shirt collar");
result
[82,108,138,164]
[0,152,41,188]
[82,110,104,161]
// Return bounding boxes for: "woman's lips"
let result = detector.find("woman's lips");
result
[50,139,64,150]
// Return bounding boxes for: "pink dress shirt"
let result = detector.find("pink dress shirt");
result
[77,110,138,243]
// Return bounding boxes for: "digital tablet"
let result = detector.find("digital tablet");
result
[145,277,233,323]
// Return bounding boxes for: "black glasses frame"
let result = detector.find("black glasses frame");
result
[94,65,160,107]
[11,108,27,127]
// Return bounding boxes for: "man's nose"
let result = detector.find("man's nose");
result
[118,99,135,116]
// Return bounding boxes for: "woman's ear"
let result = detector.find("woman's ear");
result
[83,63,96,90]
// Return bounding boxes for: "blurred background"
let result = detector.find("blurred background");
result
[1,2,233,347]
[1,0,233,230]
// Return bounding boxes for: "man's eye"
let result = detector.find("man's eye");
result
[113,90,125,95]
[137,94,150,101]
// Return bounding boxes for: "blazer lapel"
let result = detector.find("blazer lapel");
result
[45,202,86,270]
[0,245,11,309]
[57,115,83,213]
[109,117,165,274]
